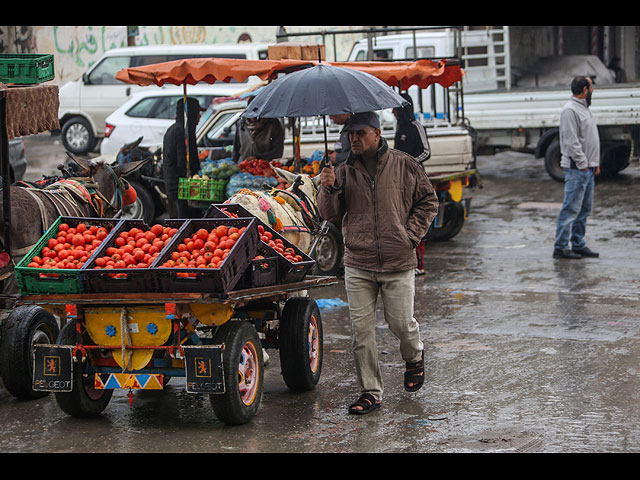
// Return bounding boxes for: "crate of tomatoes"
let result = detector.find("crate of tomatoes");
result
[14,216,121,295]
[256,224,315,284]
[79,219,184,294]
[205,203,315,284]
[154,218,259,294]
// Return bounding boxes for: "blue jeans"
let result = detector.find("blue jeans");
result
[554,168,595,250]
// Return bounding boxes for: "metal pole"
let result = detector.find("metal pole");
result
[183,83,190,177]
[0,90,11,257]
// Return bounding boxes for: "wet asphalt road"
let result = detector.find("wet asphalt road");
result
[2,134,640,453]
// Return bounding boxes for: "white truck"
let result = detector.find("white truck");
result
[345,26,640,181]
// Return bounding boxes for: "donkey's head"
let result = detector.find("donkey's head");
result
[66,153,150,216]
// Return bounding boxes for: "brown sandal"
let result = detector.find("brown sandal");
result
[404,351,424,392]
[348,393,381,415]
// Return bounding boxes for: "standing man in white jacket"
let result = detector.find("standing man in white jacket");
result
[553,76,601,259]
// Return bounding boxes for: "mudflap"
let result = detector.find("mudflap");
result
[434,201,446,228]
[32,344,74,393]
[183,345,225,394]
[463,197,472,220]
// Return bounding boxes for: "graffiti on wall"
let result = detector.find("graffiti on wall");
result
[2,26,364,86]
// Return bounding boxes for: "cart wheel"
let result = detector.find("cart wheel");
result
[210,321,263,425]
[54,322,113,417]
[312,221,343,276]
[279,297,323,391]
[0,305,60,400]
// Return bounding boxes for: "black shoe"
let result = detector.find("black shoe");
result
[572,246,599,258]
[553,248,582,259]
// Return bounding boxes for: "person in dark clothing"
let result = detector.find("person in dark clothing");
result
[163,97,205,219]
[393,93,431,275]
[232,116,285,164]
[393,93,430,163]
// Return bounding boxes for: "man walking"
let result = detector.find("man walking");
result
[317,112,439,415]
[553,76,600,259]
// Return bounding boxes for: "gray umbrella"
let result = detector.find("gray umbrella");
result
[242,63,408,176]
[243,63,409,118]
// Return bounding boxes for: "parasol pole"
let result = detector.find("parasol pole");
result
[183,83,190,177]
[318,47,330,171]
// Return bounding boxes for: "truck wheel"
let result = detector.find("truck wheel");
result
[0,305,59,400]
[544,140,565,182]
[61,116,97,155]
[600,144,631,177]
[54,322,113,417]
[210,321,263,425]
[428,199,466,242]
[120,180,156,224]
[312,222,343,276]
[279,297,323,391]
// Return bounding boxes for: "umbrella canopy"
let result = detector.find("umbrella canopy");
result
[115,57,316,87]
[243,63,409,119]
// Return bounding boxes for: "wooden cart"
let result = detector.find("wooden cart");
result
[21,275,337,426]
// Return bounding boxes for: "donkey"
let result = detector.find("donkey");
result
[1,154,148,267]
[226,166,322,254]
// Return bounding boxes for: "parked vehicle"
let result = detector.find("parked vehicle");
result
[193,95,475,274]
[58,43,269,155]
[99,85,239,155]
[346,27,640,181]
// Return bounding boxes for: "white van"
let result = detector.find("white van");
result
[58,43,270,154]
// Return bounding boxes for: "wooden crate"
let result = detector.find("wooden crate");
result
[268,43,325,61]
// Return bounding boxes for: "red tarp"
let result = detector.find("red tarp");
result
[116,57,463,90]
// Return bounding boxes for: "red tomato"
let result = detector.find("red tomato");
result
[215,225,228,237]
[151,224,164,236]
[71,234,85,246]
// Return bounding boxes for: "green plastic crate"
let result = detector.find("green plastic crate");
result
[0,53,54,84]
[178,178,228,202]
[15,216,121,295]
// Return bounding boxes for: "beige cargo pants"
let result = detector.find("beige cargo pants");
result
[344,266,424,401]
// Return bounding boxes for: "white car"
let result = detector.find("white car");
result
[58,43,270,154]
[99,86,242,155]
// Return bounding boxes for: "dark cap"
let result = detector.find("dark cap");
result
[346,111,380,131]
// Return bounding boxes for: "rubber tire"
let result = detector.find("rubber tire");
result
[0,305,60,399]
[61,116,97,155]
[600,144,631,177]
[210,321,263,426]
[279,297,323,391]
[544,139,565,182]
[428,199,466,242]
[120,180,156,224]
[312,222,343,276]
[54,322,113,417]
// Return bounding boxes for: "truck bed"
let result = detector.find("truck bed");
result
[462,83,640,131]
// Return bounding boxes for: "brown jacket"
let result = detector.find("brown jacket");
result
[318,138,439,272]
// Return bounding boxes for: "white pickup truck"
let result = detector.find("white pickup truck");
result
[462,57,640,181]
[193,96,476,275]
[346,27,640,181]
